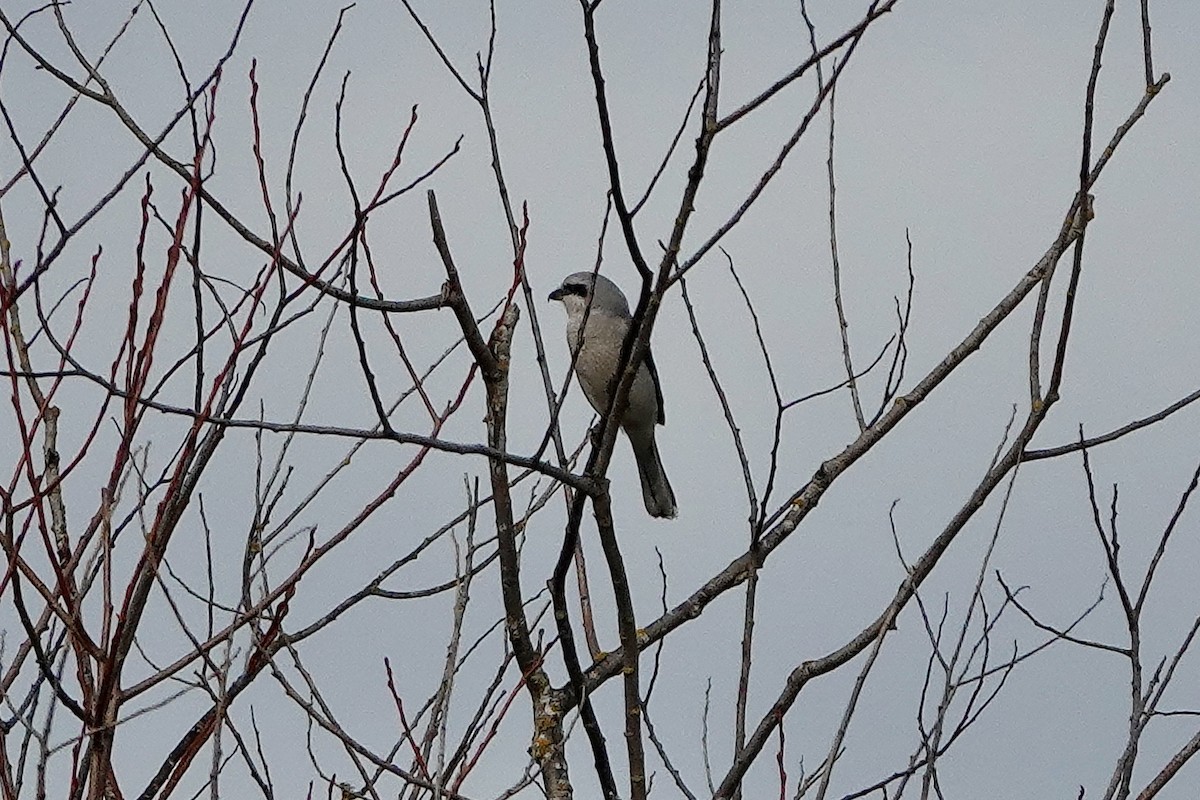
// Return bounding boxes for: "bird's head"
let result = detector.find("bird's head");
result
[548,272,631,319]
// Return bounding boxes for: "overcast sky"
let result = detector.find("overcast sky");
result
[4,1,1200,798]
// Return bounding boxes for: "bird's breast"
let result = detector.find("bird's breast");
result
[566,312,658,425]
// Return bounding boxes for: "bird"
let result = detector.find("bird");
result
[548,272,677,519]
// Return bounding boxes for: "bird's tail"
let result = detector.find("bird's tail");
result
[630,431,677,519]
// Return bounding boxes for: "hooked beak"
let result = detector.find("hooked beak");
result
[547,286,565,302]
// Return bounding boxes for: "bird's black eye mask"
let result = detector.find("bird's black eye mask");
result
[562,283,588,297]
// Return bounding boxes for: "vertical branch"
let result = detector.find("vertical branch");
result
[88,90,226,792]
[426,192,496,380]
[428,190,573,797]
[399,4,606,683]
[430,480,476,797]
[567,201,616,664]
[679,247,783,800]
[333,73,393,435]
[592,493,647,800]
[803,0,865,430]
[870,231,915,425]
[146,0,209,415]
[576,0,651,281]
[542,207,618,800]
[683,255,774,800]
[824,72,865,430]
[1139,0,1154,88]
[549,501,620,800]
[550,4,724,798]
[732,570,757,800]
[1081,444,1142,800]
[0,200,100,732]
[1044,0,1114,406]
[702,679,716,796]
[678,255,765,522]
[485,305,573,797]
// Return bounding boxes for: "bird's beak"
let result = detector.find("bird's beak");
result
[547,287,565,302]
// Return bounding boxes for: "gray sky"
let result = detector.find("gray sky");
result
[3,0,1200,798]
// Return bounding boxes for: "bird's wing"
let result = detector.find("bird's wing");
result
[644,348,666,425]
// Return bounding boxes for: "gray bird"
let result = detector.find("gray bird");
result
[549,272,677,519]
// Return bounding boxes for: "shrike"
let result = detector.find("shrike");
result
[549,272,677,519]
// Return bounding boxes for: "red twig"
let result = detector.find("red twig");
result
[452,641,550,792]
[249,60,280,243]
[384,657,432,781]
[776,720,787,800]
